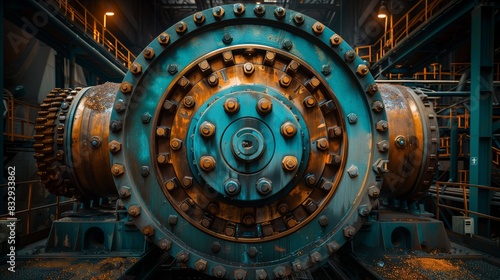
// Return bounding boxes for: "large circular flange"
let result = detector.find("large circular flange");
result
[108,4,389,279]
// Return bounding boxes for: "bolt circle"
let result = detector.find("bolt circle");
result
[199,156,216,172]
[282,155,298,171]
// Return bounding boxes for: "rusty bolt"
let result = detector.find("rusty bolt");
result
[279,74,292,87]
[373,158,389,174]
[277,203,289,214]
[356,64,370,77]
[168,215,178,225]
[343,225,356,238]
[377,140,389,152]
[224,97,239,113]
[274,266,287,278]
[193,12,206,25]
[108,140,122,153]
[282,39,293,50]
[281,122,297,138]
[177,251,189,263]
[175,21,187,34]
[120,82,132,93]
[310,251,322,263]
[257,98,272,115]
[111,164,124,176]
[158,32,170,45]
[330,34,342,46]
[254,4,265,16]
[199,121,216,138]
[143,225,155,236]
[143,47,154,59]
[195,259,207,272]
[213,265,226,278]
[368,185,380,198]
[372,100,385,113]
[118,186,131,198]
[287,60,300,73]
[367,83,378,95]
[312,22,324,35]
[157,154,168,164]
[233,3,245,16]
[199,156,216,172]
[282,156,298,171]
[114,99,126,113]
[170,138,182,151]
[347,113,358,124]
[198,60,211,73]
[293,13,305,25]
[318,215,329,226]
[127,205,141,217]
[156,126,171,137]
[110,120,123,132]
[306,77,321,91]
[242,215,255,226]
[305,174,316,187]
[256,177,272,195]
[326,241,340,253]
[274,7,286,19]
[159,239,171,251]
[165,180,176,191]
[182,176,193,188]
[344,50,356,63]
[183,96,195,108]
[256,269,267,280]
[328,126,342,138]
[316,138,329,150]
[395,135,406,148]
[207,73,219,86]
[376,120,388,132]
[212,6,225,20]
[243,62,255,75]
[303,96,317,108]
[211,242,221,253]
[130,62,142,75]
[167,64,178,75]
[347,165,358,178]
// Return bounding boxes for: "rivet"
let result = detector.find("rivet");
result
[183,96,196,108]
[347,113,358,124]
[224,97,239,113]
[143,47,154,59]
[211,241,222,253]
[233,3,245,16]
[127,205,140,217]
[158,32,170,45]
[212,6,225,20]
[274,7,286,19]
[207,73,219,86]
[167,64,178,75]
[141,112,151,123]
[175,21,187,34]
[199,121,216,138]
[344,50,356,63]
[243,62,255,75]
[281,122,297,138]
[120,82,132,93]
[356,64,370,77]
[170,138,182,150]
[279,74,292,87]
[130,62,142,75]
[394,135,407,148]
[293,13,305,25]
[316,138,329,150]
[257,98,272,115]
[312,22,324,35]
[193,12,206,25]
[372,100,385,113]
[90,136,101,148]
[373,158,389,175]
[199,156,216,172]
[282,39,293,50]
[254,4,265,16]
[347,165,358,178]
[318,215,329,226]
[282,156,298,171]
[330,34,342,46]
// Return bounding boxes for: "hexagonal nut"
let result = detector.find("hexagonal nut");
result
[310,251,322,263]
[330,34,342,46]
[256,269,267,280]
[356,64,370,77]
[368,185,381,198]
[376,120,388,132]
[292,259,303,272]
[195,259,208,272]
[108,140,122,153]
[118,186,131,198]
[377,140,389,152]
[347,165,358,178]
[234,269,247,280]
[343,225,356,238]
[326,241,340,253]
[111,164,124,176]
[372,158,390,174]
[213,265,226,278]
[273,266,287,278]
[142,225,155,237]
[159,239,171,251]
[176,251,189,263]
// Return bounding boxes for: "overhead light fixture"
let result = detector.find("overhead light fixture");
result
[105,12,115,16]
[378,1,388,18]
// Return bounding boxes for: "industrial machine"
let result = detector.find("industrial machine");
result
[33,4,441,279]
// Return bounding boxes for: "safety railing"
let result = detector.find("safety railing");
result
[3,98,39,142]
[435,181,500,223]
[0,180,76,241]
[413,63,500,81]
[51,0,136,69]
[355,0,449,64]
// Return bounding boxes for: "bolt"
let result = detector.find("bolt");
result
[182,176,193,188]
[111,164,124,176]
[318,215,329,226]
[356,64,370,77]
[282,155,298,171]
[377,140,389,153]
[287,60,300,73]
[120,82,132,93]
[163,99,178,112]
[303,96,317,108]
[212,6,225,20]
[157,154,168,164]
[293,13,305,25]
[141,113,151,123]
[274,266,286,278]
[243,62,255,75]
[343,225,356,238]
[165,180,176,191]
[321,64,331,75]
[326,241,340,253]
[198,60,210,72]
[199,156,216,172]
[213,265,226,278]
[130,62,142,74]
[140,166,150,177]
[306,77,321,92]
[242,215,255,226]
[359,205,370,216]
[305,174,316,187]
[277,203,288,214]
[143,47,154,59]
[347,165,358,178]
[312,22,324,35]
[207,202,219,215]
[264,51,276,65]
[347,113,358,124]
[310,251,322,263]
[222,33,233,44]
[367,83,378,95]
[114,99,126,113]
[127,205,140,217]
[316,138,329,150]
[395,135,406,148]
[368,185,380,198]
[207,73,219,86]
[279,74,292,87]
[233,3,245,16]
[175,21,187,34]
[118,186,130,198]
[224,226,235,237]
[90,136,101,148]
[373,158,389,174]
[254,4,265,16]
[224,179,240,195]
[256,177,273,195]
[177,251,189,262]
[257,98,272,115]
[170,138,182,150]
[235,269,247,280]
[376,120,388,132]
[199,121,216,138]
[330,34,342,46]
[211,242,221,253]
[224,98,239,113]
[143,225,155,236]
[274,7,286,19]
[167,64,178,75]
[158,32,170,45]
[372,100,384,113]
[256,269,268,280]
[110,120,123,132]
[183,96,195,108]
[193,12,206,24]
[159,239,171,251]
[281,122,297,138]
[282,39,293,50]
[156,126,171,137]
[195,259,207,271]
[168,215,178,225]
[345,50,356,63]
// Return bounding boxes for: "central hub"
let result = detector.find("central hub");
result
[231,127,264,161]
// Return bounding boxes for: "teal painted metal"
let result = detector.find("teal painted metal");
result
[469,3,494,236]
[450,110,458,182]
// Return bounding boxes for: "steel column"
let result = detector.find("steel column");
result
[450,110,458,182]
[469,3,494,236]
